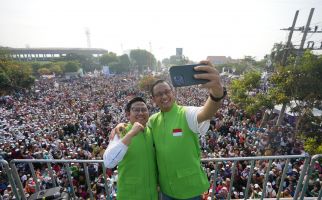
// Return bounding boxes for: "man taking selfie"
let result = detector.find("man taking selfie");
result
[148,60,225,200]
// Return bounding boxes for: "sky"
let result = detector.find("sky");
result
[1,0,322,61]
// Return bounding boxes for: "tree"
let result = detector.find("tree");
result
[63,61,80,73]
[99,52,119,66]
[0,60,35,95]
[38,68,51,75]
[50,64,63,75]
[269,50,322,129]
[229,71,265,114]
[30,62,43,75]
[130,49,156,72]
[105,55,127,73]
[270,42,296,68]
[62,53,100,72]
[118,54,131,72]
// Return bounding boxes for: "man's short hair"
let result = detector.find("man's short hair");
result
[125,97,146,112]
[150,79,172,96]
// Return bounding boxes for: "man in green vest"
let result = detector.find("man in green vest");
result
[148,60,225,200]
[112,60,225,200]
[103,97,158,200]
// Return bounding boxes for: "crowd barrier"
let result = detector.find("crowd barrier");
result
[0,154,321,200]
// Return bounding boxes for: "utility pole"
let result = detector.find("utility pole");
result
[276,10,299,127]
[279,8,320,199]
[281,10,299,65]
[281,8,322,65]
[294,8,315,65]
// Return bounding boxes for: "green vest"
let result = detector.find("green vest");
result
[117,124,158,200]
[149,103,209,199]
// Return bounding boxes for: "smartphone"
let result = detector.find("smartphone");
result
[169,64,209,87]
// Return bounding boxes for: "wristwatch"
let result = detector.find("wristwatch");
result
[209,87,227,102]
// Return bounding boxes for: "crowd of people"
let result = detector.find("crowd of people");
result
[0,71,321,199]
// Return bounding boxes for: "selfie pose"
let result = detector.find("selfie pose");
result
[148,60,225,200]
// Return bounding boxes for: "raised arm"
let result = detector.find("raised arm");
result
[194,60,225,123]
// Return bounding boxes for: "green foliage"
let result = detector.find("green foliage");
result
[100,52,132,73]
[268,50,322,131]
[50,64,63,75]
[37,67,51,75]
[0,48,11,61]
[242,71,261,90]
[109,61,121,73]
[61,53,99,72]
[229,71,265,114]
[217,57,265,75]
[0,60,35,95]
[117,54,131,72]
[269,50,322,104]
[0,71,10,89]
[230,70,275,115]
[30,62,43,75]
[270,42,296,68]
[303,137,322,155]
[63,61,80,73]
[130,49,156,72]
[100,52,119,66]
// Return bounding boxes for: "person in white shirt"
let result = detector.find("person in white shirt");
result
[103,97,158,200]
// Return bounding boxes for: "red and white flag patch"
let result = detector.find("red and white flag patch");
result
[172,129,183,137]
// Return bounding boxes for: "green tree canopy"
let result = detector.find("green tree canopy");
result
[50,64,63,75]
[229,71,267,114]
[63,61,80,73]
[61,53,100,72]
[106,54,131,73]
[38,67,51,75]
[100,52,119,66]
[130,49,156,72]
[0,60,35,95]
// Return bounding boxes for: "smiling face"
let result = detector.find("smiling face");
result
[152,81,175,112]
[127,101,149,126]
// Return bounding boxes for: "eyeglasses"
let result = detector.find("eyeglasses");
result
[131,107,148,113]
[153,89,172,98]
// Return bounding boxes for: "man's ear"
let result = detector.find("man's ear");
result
[151,95,157,103]
[125,111,130,118]
[151,97,157,107]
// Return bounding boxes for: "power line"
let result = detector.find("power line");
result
[281,8,322,56]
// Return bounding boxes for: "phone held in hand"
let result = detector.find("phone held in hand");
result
[169,64,209,87]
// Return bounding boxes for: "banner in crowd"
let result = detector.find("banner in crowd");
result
[102,66,110,77]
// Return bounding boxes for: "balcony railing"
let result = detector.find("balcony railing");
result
[0,154,321,200]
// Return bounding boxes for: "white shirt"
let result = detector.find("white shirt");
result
[103,106,210,168]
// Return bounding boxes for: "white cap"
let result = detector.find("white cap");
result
[254,184,259,188]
